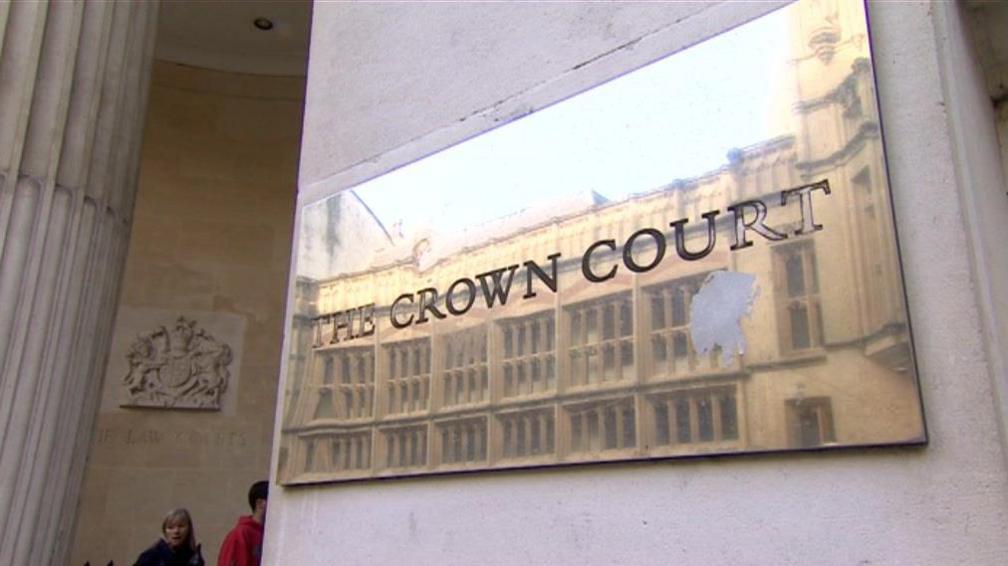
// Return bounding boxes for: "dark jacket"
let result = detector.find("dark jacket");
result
[134,539,204,566]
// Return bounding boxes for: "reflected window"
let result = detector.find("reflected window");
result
[775,243,823,352]
[787,397,835,448]
[852,167,893,331]
[313,389,334,420]
[304,439,318,472]
[645,276,718,377]
[500,409,556,460]
[567,399,635,453]
[323,357,334,384]
[500,312,556,398]
[441,326,489,407]
[651,387,739,446]
[301,434,372,473]
[313,348,375,420]
[567,293,634,387]
[439,418,487,465]
[383,426,427,469]
[382,339,431,415]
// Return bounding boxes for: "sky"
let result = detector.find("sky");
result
[345,5,793,238]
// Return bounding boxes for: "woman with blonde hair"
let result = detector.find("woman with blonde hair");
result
[133,508,205,566]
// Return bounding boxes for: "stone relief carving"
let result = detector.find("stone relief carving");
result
[803,0,841,63]
[121,316,233,410]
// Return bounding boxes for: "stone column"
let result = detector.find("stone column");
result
[0,2,158,565]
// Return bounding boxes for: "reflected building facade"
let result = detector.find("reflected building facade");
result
[278,2,924,483]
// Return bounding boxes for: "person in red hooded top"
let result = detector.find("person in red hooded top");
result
[217,481,267,566]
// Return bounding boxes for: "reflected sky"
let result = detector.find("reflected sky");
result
[353,6,791,236]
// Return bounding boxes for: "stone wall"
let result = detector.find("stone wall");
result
[71,61,302,566]
[265,2,1008,565]
[1000,102,1008,190]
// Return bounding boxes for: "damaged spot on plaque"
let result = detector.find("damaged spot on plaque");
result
[121,316,233,410]
[689,271,759,367]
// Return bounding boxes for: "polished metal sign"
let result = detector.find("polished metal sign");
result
[278,0,925,485]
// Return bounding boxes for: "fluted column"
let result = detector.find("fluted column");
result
[0,2,158,565]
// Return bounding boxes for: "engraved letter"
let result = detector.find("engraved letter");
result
[622,228,666,273]
[416,287,447,324]
[781,179,831,235]
[359,303,376,337]
[582,239,617,282]
[330,310,351,343]
[523,253,561,299]
[390,293,415,329]
[670,210,719,260]
[727,199,787,250]
[476,265,520,308]
[446,278,477,316]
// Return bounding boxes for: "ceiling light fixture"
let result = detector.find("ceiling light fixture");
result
[253,17,274,31]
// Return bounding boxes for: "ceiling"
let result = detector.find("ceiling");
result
[155,0,312,77]
[154,1,1007,96]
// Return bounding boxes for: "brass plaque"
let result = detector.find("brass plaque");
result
[278,0,925,485]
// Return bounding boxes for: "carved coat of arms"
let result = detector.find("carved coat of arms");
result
[122,317,233,410]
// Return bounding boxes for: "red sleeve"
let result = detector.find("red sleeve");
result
[217,529,253,566]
